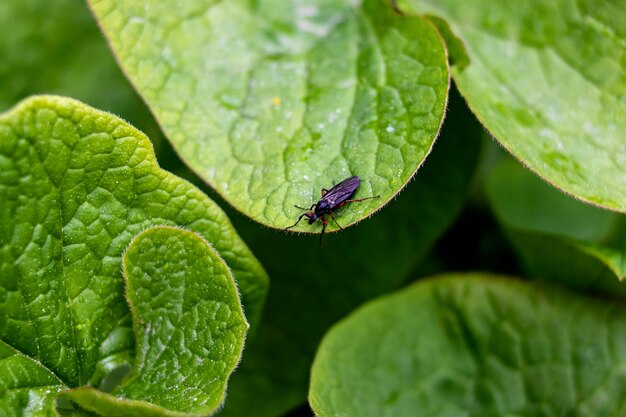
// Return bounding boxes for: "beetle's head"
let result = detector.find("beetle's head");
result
[306,212,317,224]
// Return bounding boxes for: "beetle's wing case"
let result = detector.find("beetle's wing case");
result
[323,176,360,209]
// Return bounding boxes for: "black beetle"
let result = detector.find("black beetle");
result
[285,176,379,246]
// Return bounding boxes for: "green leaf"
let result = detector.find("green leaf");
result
[401,0,626,212]
[0,341,65,415]
[65,226,248,416]
[310,274,626,416]
[0,96,265,416]
[217,87,482,417]
[486,156,626,294]
[88,0,449,228]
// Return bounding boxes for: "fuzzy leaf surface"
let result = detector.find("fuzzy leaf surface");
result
[66,226,248,416]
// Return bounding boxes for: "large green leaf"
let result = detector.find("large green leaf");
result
[89,0,449,228]
[401,0,626,212]
[486,156,626,294]
[310,274,626,416]
[0,96,266,416]
[66,226,248,416]
[217,87,482,417]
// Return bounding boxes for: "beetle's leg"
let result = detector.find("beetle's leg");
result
[285,212,310,230]
[321,188,329,197]
[344,195,380,204]
[329,211,344,230]
[319,216,328,247]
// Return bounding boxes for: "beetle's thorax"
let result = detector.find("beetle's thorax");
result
[315,200,331,214]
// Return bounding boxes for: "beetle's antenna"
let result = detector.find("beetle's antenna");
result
[295,204,316,211]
